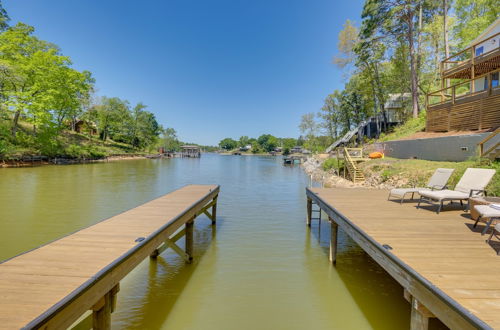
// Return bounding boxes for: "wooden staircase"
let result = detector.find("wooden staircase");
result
[479,128,500,160]
[342,147,366,183]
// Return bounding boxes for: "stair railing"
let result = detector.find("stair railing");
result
[478,128,500,158]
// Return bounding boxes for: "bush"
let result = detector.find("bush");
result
[322,158,344,171]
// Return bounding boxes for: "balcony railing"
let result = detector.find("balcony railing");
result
[427,68,500,107]
[441,31,500,79]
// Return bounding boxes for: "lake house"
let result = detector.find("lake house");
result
[426,18,500,132]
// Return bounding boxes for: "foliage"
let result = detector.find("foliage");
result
[322,158,344,172]
[0,4,165,158]
[309,0,498,145]
[219,137,238,150]
[377,110,426,142]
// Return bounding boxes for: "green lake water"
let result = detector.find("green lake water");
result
[0,154,433,329]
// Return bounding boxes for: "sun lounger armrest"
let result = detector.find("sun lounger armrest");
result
[469,189,486,197]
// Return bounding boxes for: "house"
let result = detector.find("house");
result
[426,18,500,132]
[291,146,302,154]
[239,144,252,151]
[384,93,411,123]
[74,120,97,135]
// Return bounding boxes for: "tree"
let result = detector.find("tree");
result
[161,127,180,151]
[318,93,339,139]
[219,138,237,150]
[257,134,279,152]
[0,1,9,32]
[238,135,250,147]
[453,0,499,48]
[360,0,436,118]
[298,113,318,138]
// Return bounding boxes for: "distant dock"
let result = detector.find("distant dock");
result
[306,187,498,330]
[283,155,305,165]
[0,184,219,329]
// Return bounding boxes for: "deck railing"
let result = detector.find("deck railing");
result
[442,31,500,76]
[427,67,500,107]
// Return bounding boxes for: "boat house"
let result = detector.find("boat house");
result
[426,18,500,132]
[180,145,201,158]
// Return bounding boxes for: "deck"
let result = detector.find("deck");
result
[306,187,499,330]
[0,184,219,329]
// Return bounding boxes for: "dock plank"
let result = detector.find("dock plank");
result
[0,184,218,329]
[309,187,499,329]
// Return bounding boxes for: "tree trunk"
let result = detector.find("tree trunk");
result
[408,12,420,118]
[443,0,450,88]
[11,110,21,137]
[443,0,449,59]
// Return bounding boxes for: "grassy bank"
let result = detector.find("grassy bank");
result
[359,157,500,196]
[1,122,146,160]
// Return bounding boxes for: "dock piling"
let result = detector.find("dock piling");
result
[306,198,312,227]
[329,217,338,265]
[185,218,194,263]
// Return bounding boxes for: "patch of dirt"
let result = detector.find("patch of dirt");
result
[391,129,489,141]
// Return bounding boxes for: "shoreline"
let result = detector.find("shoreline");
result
[0,154,150,168]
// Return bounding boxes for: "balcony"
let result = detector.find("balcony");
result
[441,32,500,80]
[426,69,500,132]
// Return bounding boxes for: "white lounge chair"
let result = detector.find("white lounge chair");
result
[388,168,454,204]
[417,168,496,214]
[473,204,500,235]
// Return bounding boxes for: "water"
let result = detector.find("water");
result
[0,154,416,329]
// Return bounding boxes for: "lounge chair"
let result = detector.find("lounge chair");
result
[417,168,496,214]
[473,204,500,235]
[388,168,454,204]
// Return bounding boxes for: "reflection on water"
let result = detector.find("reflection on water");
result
[0,154,442,329]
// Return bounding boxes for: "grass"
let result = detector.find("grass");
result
[360,157,500,196]
[377,111,426,142]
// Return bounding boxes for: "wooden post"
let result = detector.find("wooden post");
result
[329,218,338,265]
[185,218,194,263]
[410,296,431,330]
[211,197,217,225]
[92,292,112,330]
[110,284,120,313]
[306,198,312,227]
[471,47,475,93]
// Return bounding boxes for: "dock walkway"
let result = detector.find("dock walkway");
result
[0,184,219,330]
[307,187,500,330]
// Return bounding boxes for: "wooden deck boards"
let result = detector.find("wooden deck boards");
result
[309,187,499,329]
[0,184,219,329]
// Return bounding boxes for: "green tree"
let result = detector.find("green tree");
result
[160,127,180,151]
[257,134,279,152]
[238,135,250,147]
[454,0,499,48]
[219,137,238,150]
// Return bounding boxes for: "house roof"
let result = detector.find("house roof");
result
[468,18,500,47]
[180,145,200,149]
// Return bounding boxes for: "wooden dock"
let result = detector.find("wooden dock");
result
[0,184,219,330]
[306,187,499,330]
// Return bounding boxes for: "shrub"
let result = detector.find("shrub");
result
[322,158,344,171]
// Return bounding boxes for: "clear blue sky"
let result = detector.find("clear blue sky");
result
[5,0,364,145]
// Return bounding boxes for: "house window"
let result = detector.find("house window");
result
[493,72,499,88]
[475,46,484,56]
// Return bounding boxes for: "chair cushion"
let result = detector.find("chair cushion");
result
[474,205,500,218]
[390,187,429,198]
[418,189,469,201]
